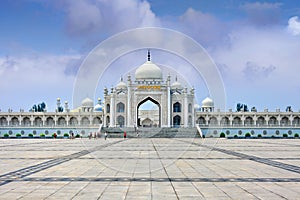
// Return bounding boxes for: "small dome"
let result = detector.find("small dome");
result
[135,61,163,80]
[171,81,182,89]
[116,80,127,89]
[81,97,93,107]
[94,104,103,112]
[202,97,214,107]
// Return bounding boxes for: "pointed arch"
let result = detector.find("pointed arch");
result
[137,96,160,127]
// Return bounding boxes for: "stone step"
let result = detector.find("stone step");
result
[101,127,200,138]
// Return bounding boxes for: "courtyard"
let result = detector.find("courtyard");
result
[0,138,299,199]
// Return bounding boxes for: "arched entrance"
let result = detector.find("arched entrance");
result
[173,115,181,127]
[137,97,160,127]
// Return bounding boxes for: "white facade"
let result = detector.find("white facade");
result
[1,51,300,139]
[103,51,195,128]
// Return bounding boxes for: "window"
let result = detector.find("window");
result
[69,117,78,125]
[106,104,110,113]
[173,115,181,127]
[188,103,192,113]
[209,117,218,125]
[81,117,90,126]
[173,102,181,112]
[117,102,125,113]
[117,115,125,127]
[197,117,205,125]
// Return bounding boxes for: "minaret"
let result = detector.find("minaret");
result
[64,101,69,112]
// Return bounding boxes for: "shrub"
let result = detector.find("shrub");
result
[4,133,9,138]
[40,133,45,138]
[294,133,299,138]
[28,133,33,137]
[257,134,262,138]
[282,133,288,138]
[245,133,251,138]
[16,133,21,137]
[75,134,80,138]
[64,133,69,138]
[220,132,226,138]
[234,135,238,138]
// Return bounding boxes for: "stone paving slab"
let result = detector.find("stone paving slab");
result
[0,138,299,199]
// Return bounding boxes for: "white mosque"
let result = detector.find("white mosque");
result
[0,51,300,138]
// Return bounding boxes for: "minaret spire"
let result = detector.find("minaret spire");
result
[147,49,151,61]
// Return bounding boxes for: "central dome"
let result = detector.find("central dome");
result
[135,61,163,80]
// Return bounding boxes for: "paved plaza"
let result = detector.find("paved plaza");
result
[0,138,299,199]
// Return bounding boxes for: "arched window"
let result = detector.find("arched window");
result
[106,116,110,126]
[188,115,193,126]
[34,117,43,126]
[188,103,192,113]
[197,117,206,125]
[268,116,277,126]
[280,117,289,126]
[117,102,125,113]
[233,117,242,126]
[257,116,265,126]
[209,117,218,125]
[22,117,31,126]
[173,102,181,112]
[292,117,300,126]
[0,117,8,126]
[11,117,19,126]
[45,117,54,126]
[117,115,125,127]
[81,117,90,126]
[245,117,253,126]
[220,117,229,126]
[173,115,181,127]
[106,104,110,113]
[93,117,102,125]
[70,117,78,125]
[57,117,66,126]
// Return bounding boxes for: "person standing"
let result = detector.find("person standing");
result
[123,131,127,139]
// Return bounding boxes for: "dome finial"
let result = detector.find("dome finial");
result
[175,75,178,82]
[147,49,151,61]
[120,76,123,82]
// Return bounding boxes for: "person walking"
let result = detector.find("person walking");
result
[123,131,127,139]
[104,131,108,140]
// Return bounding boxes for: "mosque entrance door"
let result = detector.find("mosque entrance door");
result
[137,97,160,127]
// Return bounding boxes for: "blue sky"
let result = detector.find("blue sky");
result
[1,0,300,112]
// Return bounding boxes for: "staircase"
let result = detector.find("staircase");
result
[101,127,200,138]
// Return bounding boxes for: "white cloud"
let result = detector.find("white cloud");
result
[63,0,160,36]
[288,16,300,35]
[179,8,227,47]
[240,2,282,26]
[0,53,80,111]
[212,24,300,110]
[65,0,103,36]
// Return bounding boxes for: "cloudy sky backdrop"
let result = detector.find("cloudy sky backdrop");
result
[1,0,300,112]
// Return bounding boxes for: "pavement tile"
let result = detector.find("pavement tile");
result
[0,138,299,199]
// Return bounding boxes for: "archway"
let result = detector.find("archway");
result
[173,115,181,127]
[137,97,160,127]
[117,115,125,127]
